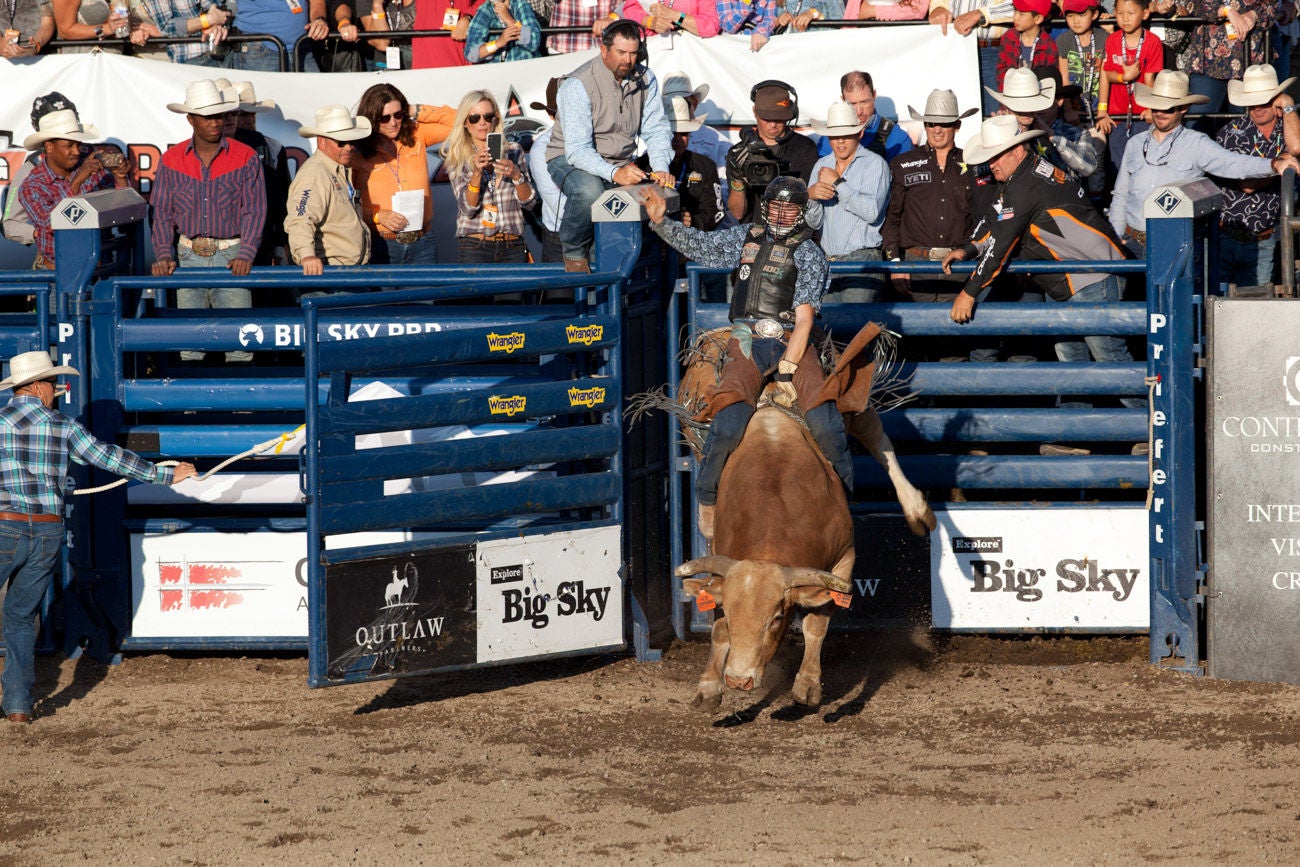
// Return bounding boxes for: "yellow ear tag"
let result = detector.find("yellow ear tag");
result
[830,591,852,608]
[696,590,717,611]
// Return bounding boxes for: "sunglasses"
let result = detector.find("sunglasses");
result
[379,111,405,123]
[467,112,498,125]
[924,121,960,129]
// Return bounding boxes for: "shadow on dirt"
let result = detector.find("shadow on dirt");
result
[33,653,109,720]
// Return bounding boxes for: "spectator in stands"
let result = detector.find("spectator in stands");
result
[661,72,729,168]
[882,88,975,302]
[994,0,1058,89]
[1057,0,1104,127]
[1176,0,1275,120]
[816,71,913,163]
[991,67,1107,180]
[53,0,160,52]
[285,105,372,276]
[665,96,723,231]
[231,81,290,266]
[465,0,540,62]
[412,0,483,67]
[235,0,328,72]
[1110,71,1299,256]
[314,0,367,71]
[852,0,930,22]
[528,78,565,263]
[544,0,615,54]
[444,90,536,264]
[20,107,131,271]
[1216,65,1300,286]
[137,0,234,65]
[727,81,819,223]
[360,0,414,68]
[717,0,775,51]
[151,81,266,364]
[1096,0,1162,169]
[625,0,721,37]
[772,0,831,34]
[1,0,53,57]
[354,83,455,266]
[930,0,1016,117]
[3,94,77,251]
[546,19,672,272]
[807,101,889,302]
[0,350,196,726]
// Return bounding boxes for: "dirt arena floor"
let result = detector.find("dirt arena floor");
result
[2,631,1298,865]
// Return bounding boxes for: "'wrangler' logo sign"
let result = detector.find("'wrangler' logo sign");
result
[488,395,527,417]
[565,324,604,346]
[567,386,606,408]
[486,331,526,354]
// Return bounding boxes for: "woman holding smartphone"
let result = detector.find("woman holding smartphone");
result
[355,83,457,265]
[441,89,535,264]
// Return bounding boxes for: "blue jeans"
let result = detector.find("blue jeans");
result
[1,518,64,717]
[824,247,883,304]
[374,231,439,266]
[237,42,319,73]
[1108,119,1149,173]
[1186,73,1229,127]
[547,154,614,262]
[1053,275,1145,409]
[979,45,1001,117]
[1220,232,1276,286]
[177,243,252,362]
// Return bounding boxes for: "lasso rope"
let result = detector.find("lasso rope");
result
[71,424,305,496]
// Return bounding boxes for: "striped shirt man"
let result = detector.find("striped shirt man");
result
[150,136,266,265]
[19,160,115,262]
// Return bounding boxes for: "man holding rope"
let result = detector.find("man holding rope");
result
[0,351,195,725]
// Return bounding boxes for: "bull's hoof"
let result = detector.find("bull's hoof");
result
[791,674,822,707]
[906,504,938,537]
[690,688,723,712]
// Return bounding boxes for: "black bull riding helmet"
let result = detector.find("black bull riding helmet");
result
[759,176,809,240]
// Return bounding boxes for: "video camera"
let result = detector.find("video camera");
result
[730,129,792,188]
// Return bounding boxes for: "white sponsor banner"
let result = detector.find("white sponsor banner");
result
[931,508,1150,631]
[130,529,442,638]
[475,524,622,662]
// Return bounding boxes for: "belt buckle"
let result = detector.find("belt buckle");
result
[927,247,951,261]
[396,231,420,245]
[191,237,218,257]
[754,319,784,339]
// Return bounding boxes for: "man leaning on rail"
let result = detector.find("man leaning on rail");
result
[0,352,196,725]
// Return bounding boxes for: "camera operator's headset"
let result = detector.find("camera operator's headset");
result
[750,80,799,127]
[601,19,650,73]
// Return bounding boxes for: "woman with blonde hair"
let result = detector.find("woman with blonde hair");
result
[443,89,536,264]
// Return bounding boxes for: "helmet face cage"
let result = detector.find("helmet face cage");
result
[760,177,808,239]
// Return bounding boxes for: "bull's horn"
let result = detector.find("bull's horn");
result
[782,567,852,594]
[675,556,739,578]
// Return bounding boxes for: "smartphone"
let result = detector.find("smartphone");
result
[487,132,504,161]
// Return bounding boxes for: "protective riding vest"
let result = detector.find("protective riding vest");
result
[728,224,816,324]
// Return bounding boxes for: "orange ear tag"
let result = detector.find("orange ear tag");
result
[829,591,852,609]
[696,590,716,611]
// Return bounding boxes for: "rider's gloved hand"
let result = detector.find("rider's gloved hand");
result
[773,359,798,408]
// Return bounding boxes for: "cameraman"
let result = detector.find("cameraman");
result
[725,81,819,223]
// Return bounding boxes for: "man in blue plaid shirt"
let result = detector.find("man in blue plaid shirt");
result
[137,0,238,65]
[0,352,195,725]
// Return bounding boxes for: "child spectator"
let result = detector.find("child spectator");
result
[1096,0,1162,167]
[996,0,1059,88]
[1057,0,1105,126]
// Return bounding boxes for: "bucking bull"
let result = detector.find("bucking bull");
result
[632,322,935,710]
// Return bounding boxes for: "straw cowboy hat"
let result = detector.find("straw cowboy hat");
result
[661,71,709,104]
[908,89,979,124]
[1228,64,1297,108]
[987,67,1056,113]
[167,79,241,117]
[0,351,79,391]
[811,101,868,137]
[961,114,1045,164]
[663,95,704,133]
[298,104,372,141]
[1134,70,1211,110]
[22,109,101,150]
[234,81,275,113]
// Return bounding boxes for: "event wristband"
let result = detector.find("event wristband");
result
[200,12,210,28]
[1097,102,1108,111]
[729,179,746,192]
[675,11,685,26]
[486,39,497,53]
[468,184,481,193]
[644,14,653,27]
[338,17,351,26]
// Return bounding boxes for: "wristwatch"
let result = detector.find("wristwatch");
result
[511,175,526,186]
[93,24,104,38]
[1284,105,1298,115]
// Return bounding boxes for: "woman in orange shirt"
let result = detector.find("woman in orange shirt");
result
[354,83,456,265]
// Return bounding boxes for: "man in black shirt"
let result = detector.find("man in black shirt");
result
[725,81,819,224]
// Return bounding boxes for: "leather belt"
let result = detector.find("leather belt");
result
[463,233,521,242]
[977,38,1000,48]
[906,245,955,261]
[0,511,61,523]
[1221,223,1274,243]
[379,229,425,244]
[179,235,240,257]
[1124,225,1147,244]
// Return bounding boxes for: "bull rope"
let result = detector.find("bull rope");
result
[71,424,305,495]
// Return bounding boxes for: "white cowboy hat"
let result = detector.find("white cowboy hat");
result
[298,104,372,141]
[167,79,241,117]
[663,96,704,133]
[987,67,1057,113]
[1135,70,1211,110]
[234,81,275,113]
[0,350,80,391]
[908,89,979,124]
[961,114,1045,164]
[660,71,709,104]
[22,109,101,150]
[1227,64,1296,108]
[811,101,868,137]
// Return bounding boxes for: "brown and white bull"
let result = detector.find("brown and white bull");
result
[673,324,935,710]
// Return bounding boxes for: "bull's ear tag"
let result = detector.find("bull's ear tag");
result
[696,590,717,611]
[830,591,852,609]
